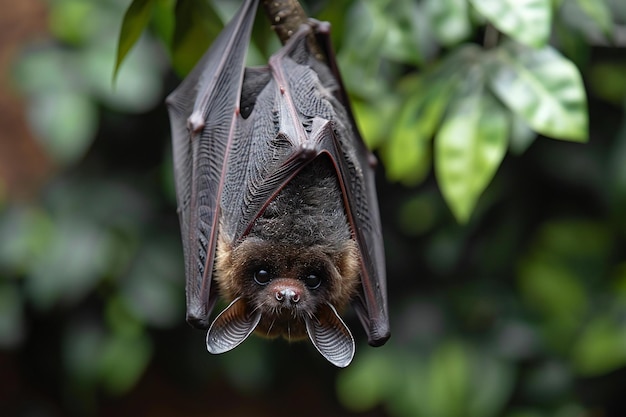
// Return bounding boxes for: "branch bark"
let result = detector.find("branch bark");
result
[261,0,323,60]
[261,0,309,44]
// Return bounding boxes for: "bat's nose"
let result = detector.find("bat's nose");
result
[276,288,300,304]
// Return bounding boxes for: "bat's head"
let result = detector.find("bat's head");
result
[209,234,360,367]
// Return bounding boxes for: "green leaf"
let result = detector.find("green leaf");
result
[27,92,98,165]
[172,0,222,76]
[467,355,516,417]
[352,98,398,150]
[13,49,78,98]
[435,64,509,223]
[121,239,183,328]
[519,251,589,344]
[589,62,626,105]
[382,47,477,186]
[488,41,588,142]
[571,316,626,376]
[552,18,591,68]
[82,37,164,113]
[114,0,155,82]
[0,207,54,272]
[575,0,614,40]
[470,0,552,47]
[426,0,472,46]
[337,2,390,97]
[609,0,626,21]
[361,1,409,64]
[336,351,396,412]
[24,216,112,310]
[397,193,440,236]
[49,0,97,45]
[383,78,454,185]
[427,341,470,417]
[387,354,428,417]
[367,0,434,65]
[509,113,537,155]
[151,0,176,48]
[98,329,152,394]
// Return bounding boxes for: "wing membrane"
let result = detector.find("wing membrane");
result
[223,24,390,344]
[166,0,258,328]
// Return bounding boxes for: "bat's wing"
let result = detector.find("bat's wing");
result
[217,22,390,348]
[165,0,258,329]
[312,23,390,347]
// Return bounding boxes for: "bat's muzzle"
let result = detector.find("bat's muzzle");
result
[275,287,301,304]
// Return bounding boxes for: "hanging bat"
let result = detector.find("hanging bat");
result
[166,0,389,367]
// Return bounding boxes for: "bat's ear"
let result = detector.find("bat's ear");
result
[206,297,261,354]
[306,304,355,368]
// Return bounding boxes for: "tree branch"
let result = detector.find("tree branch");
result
[261,0,323,60]
[261,0,309,44]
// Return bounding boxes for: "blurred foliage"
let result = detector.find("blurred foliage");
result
[2,0,626,416]
[113,0,599,218]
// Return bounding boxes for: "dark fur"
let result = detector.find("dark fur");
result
[215,157,360,340]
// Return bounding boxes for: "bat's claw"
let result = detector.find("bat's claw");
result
[187,112,205,135]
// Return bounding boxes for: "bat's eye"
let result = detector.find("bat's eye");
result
[254,269,272,285]
[303,274,321,289]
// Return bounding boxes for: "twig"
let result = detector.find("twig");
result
[483,24,500,49]
[262,0,309,44]
[261,0,324,60]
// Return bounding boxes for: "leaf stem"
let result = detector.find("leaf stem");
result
[483,24,500,49]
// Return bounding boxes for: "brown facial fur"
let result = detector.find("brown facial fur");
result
[214,232,360,340]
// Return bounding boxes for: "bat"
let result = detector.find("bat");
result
[166,0,389,367]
